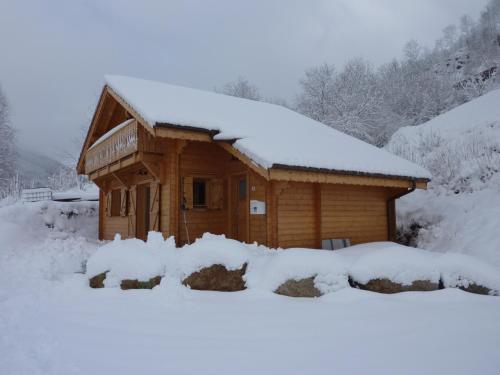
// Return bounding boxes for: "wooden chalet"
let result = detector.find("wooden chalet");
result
[77,76,430,248]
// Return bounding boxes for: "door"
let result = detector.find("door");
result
[231,174,248,242]
[136,183,150,241]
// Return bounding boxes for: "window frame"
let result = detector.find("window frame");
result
[110,189,121,217]
[192,178,209,208]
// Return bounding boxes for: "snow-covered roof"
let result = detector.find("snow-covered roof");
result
[105,75,431,180]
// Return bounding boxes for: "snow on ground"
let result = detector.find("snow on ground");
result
[387,89,500,266]
[105,75,430,179]
[1,201,500,374]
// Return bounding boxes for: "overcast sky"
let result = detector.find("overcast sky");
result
[0,0,489,159]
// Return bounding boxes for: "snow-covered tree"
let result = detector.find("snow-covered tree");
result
[216,76,261,101]
[295,60,399,145]
[0,85,17,198]
[295,63,336,123]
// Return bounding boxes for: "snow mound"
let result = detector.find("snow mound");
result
[438,253,500,293]
[85,233,500,295]
[0,200,99,301]
[175,233,257,278]
[245,248,349,294]
[341,242,440,285]
[105,75,430,179]
[86,232,176,287]
[386,89,500,267]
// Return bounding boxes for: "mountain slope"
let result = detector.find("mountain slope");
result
[16,149,63,186]
[386,89,500,266]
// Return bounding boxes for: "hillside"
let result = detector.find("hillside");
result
[16,149,63,186]
[387,89,500,266]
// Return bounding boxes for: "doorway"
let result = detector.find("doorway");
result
[230,174,248,242]
[136,183,150,241]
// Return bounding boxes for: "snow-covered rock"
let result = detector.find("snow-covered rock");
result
[86,232,175,287]
[84,233,500,296]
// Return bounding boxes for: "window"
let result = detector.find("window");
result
[110,189,121,216]
[193,179,207,207]
[238,178,247,200]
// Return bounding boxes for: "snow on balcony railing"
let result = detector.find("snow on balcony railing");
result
[85,119,139,174]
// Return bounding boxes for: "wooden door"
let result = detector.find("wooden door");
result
[231,174,248,242]
[136,184,150,241]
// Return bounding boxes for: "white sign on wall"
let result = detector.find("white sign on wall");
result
[250,200,266,215]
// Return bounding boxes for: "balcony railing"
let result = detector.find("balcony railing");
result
[85,120,140,174]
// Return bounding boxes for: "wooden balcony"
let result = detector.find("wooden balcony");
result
[85,119,147,175]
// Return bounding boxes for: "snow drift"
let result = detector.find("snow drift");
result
[387,88,500,266]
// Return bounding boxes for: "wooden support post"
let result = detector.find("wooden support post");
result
[98,189,104,240]
[314,183,322,249]
[169,140,185,244]
[266,181,278,249]
[265,181,289,249]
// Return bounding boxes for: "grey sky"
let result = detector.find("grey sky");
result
[0,0,489,158]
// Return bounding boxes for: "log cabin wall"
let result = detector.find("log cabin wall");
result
[276,182,317,248]
[99,166,157,241]
[274,182,406,248]
[178,141,232,245]
[320,184,396,245]
[101,177,129,240]
[248,172,267,245]
[96,135,407,247]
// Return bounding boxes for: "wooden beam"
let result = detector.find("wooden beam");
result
[265,180,298,249]
[106,86,156,137]
[269,168,427,189]
[88,154,138,180]
[155,126,212,142]
[76,89,110,174]
[314,183,322,249]
[141,160,161,181]
[170,140,181,244]
[112,172,130,188]
[217,142,269,181]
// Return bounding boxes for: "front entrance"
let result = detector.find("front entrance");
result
[230,174,248,242]
[136,183,150,241]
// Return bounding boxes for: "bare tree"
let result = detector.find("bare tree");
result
[216,76,261,101]
[0,84,17,198]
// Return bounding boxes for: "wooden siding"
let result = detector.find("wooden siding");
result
[320,184,392,245]
[249,172,267,245]
[84,88,421,248]
[178,142,231,244]
[273,183,405,249]
[102,191,128,239]
[277,182,317,248]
